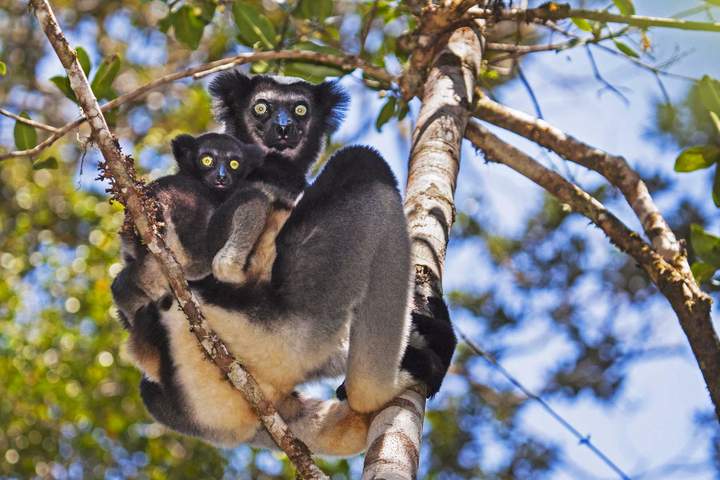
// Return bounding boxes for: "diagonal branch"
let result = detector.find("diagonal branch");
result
[0,108,60,133]
[465,120,720,422]
[0,50,393,161]
[28,1,327,477]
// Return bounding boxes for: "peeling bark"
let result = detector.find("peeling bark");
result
[362,24,484,479]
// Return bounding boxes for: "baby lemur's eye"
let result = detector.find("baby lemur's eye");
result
[200,155,214,167]
[229,159,240,170]
[294,104,307,117]
[253,102,268,115]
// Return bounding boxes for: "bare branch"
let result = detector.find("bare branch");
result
[465,120,720,422]
[0,108,61,133]
[473,4,720,32]
[28,0,327,477]
[0,50,393,161]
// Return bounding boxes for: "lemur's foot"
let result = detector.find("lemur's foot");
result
[212,248,247,284]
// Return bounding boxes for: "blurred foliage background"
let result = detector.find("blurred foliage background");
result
[1,0,720,478]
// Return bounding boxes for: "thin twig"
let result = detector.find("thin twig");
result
[1,50,394,161]
[0,108,61,133]
[516,64,543,119]
[584,45,629,105]
[473,4,720,32]
[458,329,631,480]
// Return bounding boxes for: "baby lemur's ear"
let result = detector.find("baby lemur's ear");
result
[171,134,198,174]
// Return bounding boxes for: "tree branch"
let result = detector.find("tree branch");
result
[28,1,327,477]
[465,120,720,422]
[0,50,393,161]
[473,4,720,32]
[0,108,60,133]
[362,21,484,479]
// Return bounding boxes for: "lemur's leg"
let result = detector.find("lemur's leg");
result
[242,205,292,283]
[111,255,168,322]
[208,188,272,284]
[273,146,417,413]
[248,393,370,457]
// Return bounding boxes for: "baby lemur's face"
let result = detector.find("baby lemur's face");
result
[171,132,263,195]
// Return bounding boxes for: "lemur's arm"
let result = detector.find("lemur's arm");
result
[211,155,307,285]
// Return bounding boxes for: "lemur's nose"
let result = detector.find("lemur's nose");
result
[216,164,228,183]
[272,108,295,139]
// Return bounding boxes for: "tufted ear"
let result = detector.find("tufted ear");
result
[171,134,198,174]
[314,80,350,134]
[208,71,253,136]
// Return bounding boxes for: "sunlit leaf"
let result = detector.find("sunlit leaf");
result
[692,261,718,283]
[296,0,333,20]
[710,111,720,135]
[613,0,635,15]
[613,40,639,58]
[697,75,720,116]
[32,156,58,170]
[91,54,121,100]
[691,223,720,265]
[572,18,593,32]
[0,61,6,76]
[75,46,91,77]
[674,145,720,172]
[173,5,207,49]
[50,75,77,102]
[233,1,277,49]
[13,112,38,150]
[375,96,396,131]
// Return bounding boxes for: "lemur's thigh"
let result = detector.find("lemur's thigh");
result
[272,146,408,319]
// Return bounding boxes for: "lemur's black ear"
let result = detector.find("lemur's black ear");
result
[171,134,197,174]
[314,80,349,134]
[209,71,253,131]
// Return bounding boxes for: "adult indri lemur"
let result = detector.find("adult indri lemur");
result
[113,72,456,456]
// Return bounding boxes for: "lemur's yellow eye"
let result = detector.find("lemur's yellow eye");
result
[229,159,240,170]
[200,155,213,167]
[294,104,307,116]
[254,102,268,115]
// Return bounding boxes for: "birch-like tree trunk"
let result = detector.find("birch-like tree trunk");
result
[362,24,484,480]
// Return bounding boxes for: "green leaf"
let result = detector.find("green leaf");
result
[173,5,207,49]
[157,12,174,33]
[674,145,720,172]
[50,75,77,102]
[613,40,639,58]
[233,1,277,49]
[698,75,720,116]
[714,164,720,208]
[613,0,635,15]
[691,224,720,265]
[91,54,121,100]
[572,18,593,32]
[13,112,38,150]
[32,156,58,170]
[375,96,396,131]
[691,261,717,284]
[0,61,6,76]
[296,0,333,20]
[75,46,91,77]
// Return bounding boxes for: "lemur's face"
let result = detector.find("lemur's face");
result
[194,136,252,192]
[171,133,263,196]
[245,88,311,154]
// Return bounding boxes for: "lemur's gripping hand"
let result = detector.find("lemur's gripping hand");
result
[209,188,272,284]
